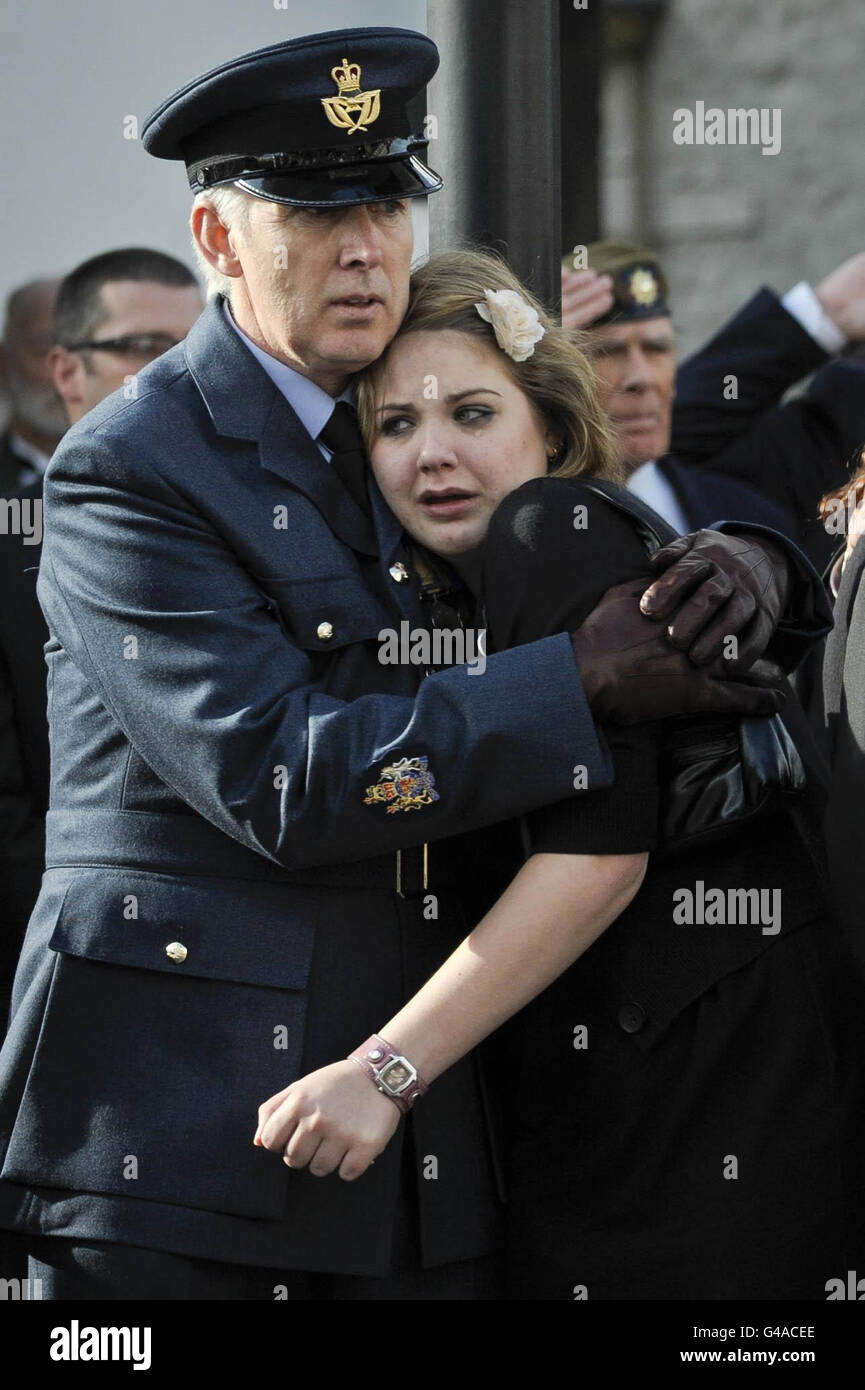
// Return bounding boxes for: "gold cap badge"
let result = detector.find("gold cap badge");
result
[321,57,382,135]
[628,268,660,308]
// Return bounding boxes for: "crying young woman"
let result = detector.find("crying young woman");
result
[256,250,865,1302]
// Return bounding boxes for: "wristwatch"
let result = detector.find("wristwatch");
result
[349,1034,428,1114]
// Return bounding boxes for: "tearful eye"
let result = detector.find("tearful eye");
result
[455,405,493,424]
[380,415,414,437]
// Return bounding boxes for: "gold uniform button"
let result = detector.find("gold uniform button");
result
[316,621,334,642]
[165,941,188,964]
[389,562,410,584]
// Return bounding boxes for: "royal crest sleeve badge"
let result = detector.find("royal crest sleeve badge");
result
[364,755,440,813]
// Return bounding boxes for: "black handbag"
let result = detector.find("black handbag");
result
[579,479,807,848]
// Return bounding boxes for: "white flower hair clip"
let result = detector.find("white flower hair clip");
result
[474,288,546,362]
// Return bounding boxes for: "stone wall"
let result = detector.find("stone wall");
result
[600,0,865,354]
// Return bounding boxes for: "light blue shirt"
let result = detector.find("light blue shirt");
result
[221,299,353,458]
[627,462,690,533]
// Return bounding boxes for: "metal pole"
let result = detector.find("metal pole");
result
[560,0,602,263]
[427,0,562,312]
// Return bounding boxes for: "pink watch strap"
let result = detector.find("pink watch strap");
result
[349,1034,428,1114]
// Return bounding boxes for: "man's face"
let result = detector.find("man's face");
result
[229,196,414,394]
[3,282,67,441]
[585,315,677,471]
[50,280,203,424]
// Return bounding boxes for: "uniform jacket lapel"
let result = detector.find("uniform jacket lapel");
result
[184,296,393,558]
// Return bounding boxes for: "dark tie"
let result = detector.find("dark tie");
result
[319,402,372,519]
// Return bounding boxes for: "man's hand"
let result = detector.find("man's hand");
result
[815,251,865,343]
[571,579,784,725]
[640,529,791,673]
[255,1061,400,1182]
[561,267,614,332]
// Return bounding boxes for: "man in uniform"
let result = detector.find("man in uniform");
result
[562,241,865,570]
[0,28,828,1300]
[0,252,202,1290]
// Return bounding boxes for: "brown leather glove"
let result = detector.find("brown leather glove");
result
[640,530,791,674]
[571,580,785,725]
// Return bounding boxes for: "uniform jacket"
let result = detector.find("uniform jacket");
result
[661,289,865,570]
[0,295,611,1275]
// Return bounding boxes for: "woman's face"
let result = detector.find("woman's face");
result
[368,329,557,578]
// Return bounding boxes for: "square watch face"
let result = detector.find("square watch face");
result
[381,1059,412,1092]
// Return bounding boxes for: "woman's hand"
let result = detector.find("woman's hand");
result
[254,1060,401,1181]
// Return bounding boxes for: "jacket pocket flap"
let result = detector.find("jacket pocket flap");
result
[253,574,391,651]
[48,869,316,989]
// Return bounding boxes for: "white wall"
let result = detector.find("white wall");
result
[0,0,427,306]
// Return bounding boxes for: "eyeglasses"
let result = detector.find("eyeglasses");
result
[63,333,180,357]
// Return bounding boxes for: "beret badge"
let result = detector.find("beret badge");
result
[321,56,382,135]
[627,267,660,309]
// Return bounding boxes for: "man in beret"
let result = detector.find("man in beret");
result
[0,29,828,1300]
[563,241,865,570]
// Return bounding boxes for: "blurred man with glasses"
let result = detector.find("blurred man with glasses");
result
[49,248,202,424]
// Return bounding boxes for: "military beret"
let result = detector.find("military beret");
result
[562,239,670,325]
[141,27,442,208]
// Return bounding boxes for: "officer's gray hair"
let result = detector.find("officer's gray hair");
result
[190,185,253,302]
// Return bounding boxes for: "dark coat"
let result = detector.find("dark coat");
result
[0,296,613,1277]
[662,289,865,569]
[0,480,48,1017]
[480,477,865,1300]
[0,432,31,498]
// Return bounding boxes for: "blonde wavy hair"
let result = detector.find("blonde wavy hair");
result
[820,445,865,531]
[356,248,623,485]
